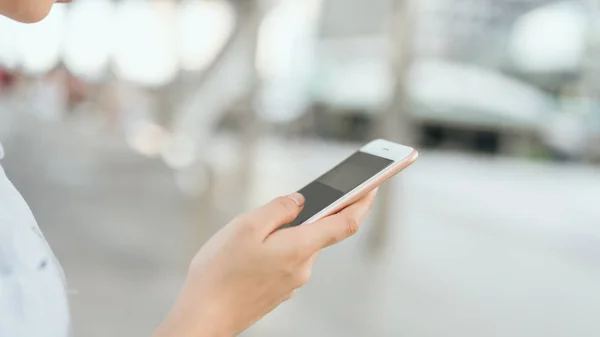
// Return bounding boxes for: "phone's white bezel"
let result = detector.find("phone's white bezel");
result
[359,139,415,161]
[302,139,416,225]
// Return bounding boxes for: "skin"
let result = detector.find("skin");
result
[1,1,380,336]
[0,0,67,23]
[154,191,377,337]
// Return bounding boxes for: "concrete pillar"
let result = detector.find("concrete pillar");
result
[369,0,415,254]
[235,0,264,210]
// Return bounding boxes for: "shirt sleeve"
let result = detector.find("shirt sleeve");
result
[0,164,71,337]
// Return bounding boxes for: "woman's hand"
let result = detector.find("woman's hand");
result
[154,190,377,337]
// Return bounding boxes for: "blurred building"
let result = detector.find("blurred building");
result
[318,0,392,37]
[417,0,556,64]
[1,0,599,159]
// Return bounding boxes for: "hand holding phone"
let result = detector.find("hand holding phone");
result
[159,190,377,337]
[155,139,416,337]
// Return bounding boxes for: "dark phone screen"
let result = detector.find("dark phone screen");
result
[282,151,392,228]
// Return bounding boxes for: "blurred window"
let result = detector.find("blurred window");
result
[256,0,322,122]
[0,17,21,69]
[510,1,587,74]
[113,0,179,87]
[63,0,115,81]
[176,0,235,72]
[17,6,66,74]
[310,37,394,113]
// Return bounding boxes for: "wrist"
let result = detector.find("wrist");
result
[154,307,234,337]
[154,288,235,337]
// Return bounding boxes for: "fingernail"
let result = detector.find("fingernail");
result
[287,192,304,206]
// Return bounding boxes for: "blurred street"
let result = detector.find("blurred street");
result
[2,115,599,337]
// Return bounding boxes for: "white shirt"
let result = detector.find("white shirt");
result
[0,145,70,337]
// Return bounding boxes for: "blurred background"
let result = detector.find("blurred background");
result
[1,0,600,336]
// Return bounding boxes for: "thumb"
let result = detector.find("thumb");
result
[248,193,305,236]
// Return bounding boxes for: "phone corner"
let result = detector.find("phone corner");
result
[411,148,420,160]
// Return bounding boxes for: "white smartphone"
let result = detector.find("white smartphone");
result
[283,139,418,228]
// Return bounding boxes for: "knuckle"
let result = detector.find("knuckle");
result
[325,235,337,248]
[285,290,297,301]
[296,268,312,286]
[275,196,296,218]
[345,216,360,237]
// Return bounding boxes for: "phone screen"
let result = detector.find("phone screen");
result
[283,151,393,228]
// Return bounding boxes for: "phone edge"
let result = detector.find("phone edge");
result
[302,148,418,225]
